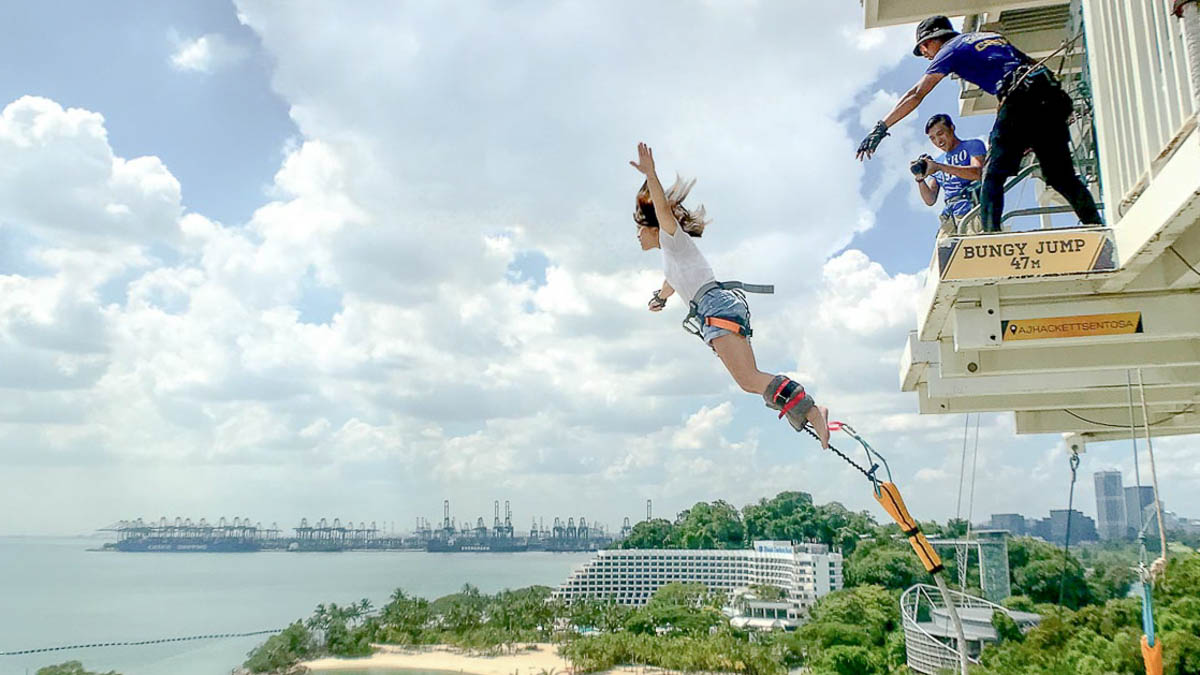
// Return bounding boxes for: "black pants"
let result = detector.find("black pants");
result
[980,75,1103,231]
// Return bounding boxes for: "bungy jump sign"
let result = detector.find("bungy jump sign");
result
[936,228,1117,280]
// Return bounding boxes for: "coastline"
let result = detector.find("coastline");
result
[302,643,569,674]
[301,643,676,675]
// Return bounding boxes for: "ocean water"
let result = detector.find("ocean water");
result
[0,537,592,675]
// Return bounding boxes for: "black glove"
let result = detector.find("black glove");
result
[856,120,890,160]
[648,290,667,312]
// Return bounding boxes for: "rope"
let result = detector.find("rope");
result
[799,424,881,488]
[1136,369,1169,570]
[955,415,970,520]
[1128,370,1146,535]
[1057,450,1081,606]
[966,415,981,539]
[798,420,967,675]
[0,629,283,657]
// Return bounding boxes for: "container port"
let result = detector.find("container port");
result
[101,499,631,552]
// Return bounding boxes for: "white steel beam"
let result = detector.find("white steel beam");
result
[864,0,1062,28]
[938,337,1200,378]
[1077,425,1200,443]
[952,290,1200,350]
[916,381,1200,414]
[1100,134,1200,291]
[1015,407,1200,434]
[923,364,1200,398]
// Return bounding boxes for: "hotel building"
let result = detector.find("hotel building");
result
[553,540,843,625]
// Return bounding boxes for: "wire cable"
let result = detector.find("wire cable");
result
[955,415,970,521]
[1061,404,1195,429]
[1057,450,1082,606]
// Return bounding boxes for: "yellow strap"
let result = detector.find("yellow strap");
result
[874,482,944,574]
[1141,635,1163,675]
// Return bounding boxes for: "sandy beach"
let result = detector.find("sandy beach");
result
[303,642,572,674]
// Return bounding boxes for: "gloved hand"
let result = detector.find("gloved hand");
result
[648,290,667,312]
[856,120,890,160]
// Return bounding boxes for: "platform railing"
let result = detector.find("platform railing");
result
[1083,0,1199,222]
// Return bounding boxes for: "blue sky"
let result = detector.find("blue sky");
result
[1,2,292,226]
[0,1,1193,535]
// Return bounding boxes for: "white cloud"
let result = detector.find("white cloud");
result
[0,96,181,251]
[169,33,248,74]
[2,3,1197,535]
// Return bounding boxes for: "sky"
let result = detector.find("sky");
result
[1,1,1196,537]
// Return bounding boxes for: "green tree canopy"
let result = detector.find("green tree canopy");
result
[977,553,1200,674]
[673,500,745,549]
[243,621,317,673]
[619,518,676,549]
[844,538,926,590]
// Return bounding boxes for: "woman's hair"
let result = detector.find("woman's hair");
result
[633,175,709,237]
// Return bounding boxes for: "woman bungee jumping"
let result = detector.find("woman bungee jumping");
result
[628,142,830,448]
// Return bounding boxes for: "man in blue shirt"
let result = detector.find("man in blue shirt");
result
[856,16,1103,232]
[913,113,986,238]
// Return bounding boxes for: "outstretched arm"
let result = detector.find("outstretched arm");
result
[629,142,679,236]
[884,73,945,128]
[856,73,946,160]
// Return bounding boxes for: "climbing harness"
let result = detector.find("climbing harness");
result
[798,420,968,675]
[681,280,773,341]
[995,31,1083,104]
[1057,448,1081,606]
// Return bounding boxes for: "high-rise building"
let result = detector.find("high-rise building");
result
[1032,510,1097,546]
[1125,486,1157,539]
[1093,471,1126,540]
[987,514,1026,536]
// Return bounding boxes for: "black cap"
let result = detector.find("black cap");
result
[914,16,959,56]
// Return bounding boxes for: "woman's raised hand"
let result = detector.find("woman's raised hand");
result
[629,142,655,176]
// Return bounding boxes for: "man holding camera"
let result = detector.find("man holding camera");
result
[913,113,985,238]
[856,15,1103,232]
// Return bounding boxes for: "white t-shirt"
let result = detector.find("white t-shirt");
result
[659,226,716,302]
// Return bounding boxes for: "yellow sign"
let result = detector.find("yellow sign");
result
[938,229,1116,280]
[1001,312,1143,341]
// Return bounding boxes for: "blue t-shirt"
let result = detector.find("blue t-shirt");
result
[926,32,1030,95]
[933,138,986,216]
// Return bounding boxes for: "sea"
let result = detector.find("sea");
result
[0,536,593,675]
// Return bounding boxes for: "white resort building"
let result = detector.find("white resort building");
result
[553,540,843,627]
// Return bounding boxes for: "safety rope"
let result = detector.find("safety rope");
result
[1057,449,1081,606]
[1136,510,1165,674]
[966,415,980,539]
[955,415,969,521]
[799,423,884,490]
[798,420,967,675]
[1130,368,1165,675]
[1136,369,1169,567]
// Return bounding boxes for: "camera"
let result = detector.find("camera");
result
[910,156,930,176]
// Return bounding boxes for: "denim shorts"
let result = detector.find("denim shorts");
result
[695,288,752,345]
